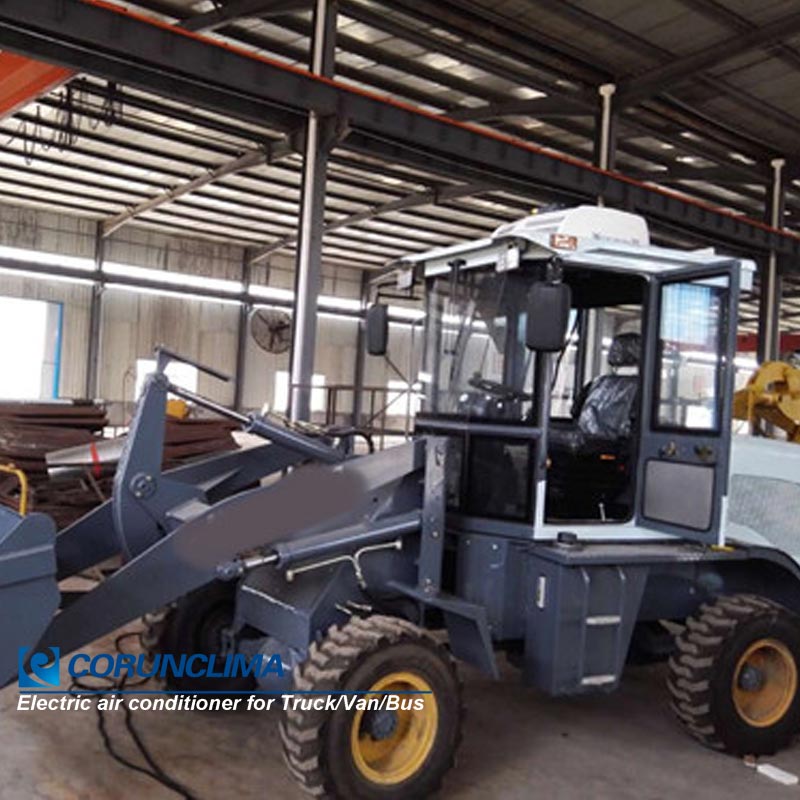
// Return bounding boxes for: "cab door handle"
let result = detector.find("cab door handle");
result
[660,441,678,458]
[695,444,715,462]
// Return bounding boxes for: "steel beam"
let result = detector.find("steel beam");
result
[182,0,311,32]
[758,159,787,363]
[0,51,71,118]
[101,136,298,236]
[622,166,768,184]
[618,12,800,106]
[446,96,590,122]
[527,0,800,160]
[289,0,337,422]
[0,2,799,259]
[249,181,492,262]
[382,0,599,92]
[679,0,800,74]
[376,0,782,173]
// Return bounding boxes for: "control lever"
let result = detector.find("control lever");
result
[166,384,344,464]
[154,346,231,383]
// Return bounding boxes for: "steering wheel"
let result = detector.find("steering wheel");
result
[468,375,531,402]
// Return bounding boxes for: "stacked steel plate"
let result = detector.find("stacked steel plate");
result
[0,401,108,528]
[0,401,238,529]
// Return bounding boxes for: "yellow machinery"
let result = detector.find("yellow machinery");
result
[733,360,800,442]
[0,463,28,515]
[166,398,190,419]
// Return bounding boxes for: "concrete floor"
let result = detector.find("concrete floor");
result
[2,626,800,800]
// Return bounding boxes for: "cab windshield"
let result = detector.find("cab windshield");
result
[421,268,533,420]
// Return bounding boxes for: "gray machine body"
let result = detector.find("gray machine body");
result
[2,226,800,701]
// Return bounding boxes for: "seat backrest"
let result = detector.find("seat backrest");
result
[576,374,638,439]
[607,332,640,369]
[574,331,641,439]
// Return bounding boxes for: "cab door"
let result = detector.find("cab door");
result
[636,262,740,544]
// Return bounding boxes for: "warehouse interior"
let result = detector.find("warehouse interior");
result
[3,1,800,798]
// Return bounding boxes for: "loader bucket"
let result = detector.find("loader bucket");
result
[0,507,59,687]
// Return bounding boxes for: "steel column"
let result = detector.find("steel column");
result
[234,249,253,411]
[758,158,786,363]
[2,2,800,258]
[85,221,104,399]
[289,0,337,422]
[595,83,617,207]
[352,271,369,429]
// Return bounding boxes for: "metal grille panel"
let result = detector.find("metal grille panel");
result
[729,474,800,556]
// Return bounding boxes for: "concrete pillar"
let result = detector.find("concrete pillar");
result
[289,0,338,421]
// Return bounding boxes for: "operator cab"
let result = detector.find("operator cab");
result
[384,206,752,545]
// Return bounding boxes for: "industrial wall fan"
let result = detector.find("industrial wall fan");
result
[250,308,292,355]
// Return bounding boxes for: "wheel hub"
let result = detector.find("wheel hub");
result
[737,664,764,692]
[350,670,438,786]
[364,709,399,740]
[732,638,798,728]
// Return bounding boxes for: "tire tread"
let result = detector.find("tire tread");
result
[281,614,463,799]
[668,593,794,755]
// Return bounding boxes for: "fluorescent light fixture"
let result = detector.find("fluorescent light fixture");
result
[252,285,362,313]
[318,311,359,323]
[250,284,294,302]
[389,306,425,322]
[104,261,243,294]
[0,244,94,271]
[105,282,241,306]
[0,266,94,287]
[319,295,362,312]
[0,248,425,320]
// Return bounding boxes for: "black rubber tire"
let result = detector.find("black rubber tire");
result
[280,614,463,800]
[668,593,800,756]
[141,581,256,694]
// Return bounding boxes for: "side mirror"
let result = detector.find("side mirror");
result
[365,303,389,356]
[526,282,572,352]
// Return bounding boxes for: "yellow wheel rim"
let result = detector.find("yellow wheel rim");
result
[350,671,438,786]
[732,638,797,727]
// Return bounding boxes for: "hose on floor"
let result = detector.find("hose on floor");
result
[68,630,200,800]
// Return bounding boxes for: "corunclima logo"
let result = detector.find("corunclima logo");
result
[17,646,284,689]
[18,647,61,688]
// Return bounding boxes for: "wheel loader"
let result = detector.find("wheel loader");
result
[5,204,800,798]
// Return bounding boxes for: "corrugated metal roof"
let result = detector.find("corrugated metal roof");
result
[0,0,798,312]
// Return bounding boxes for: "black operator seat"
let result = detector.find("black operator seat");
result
[550,332,641,454]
